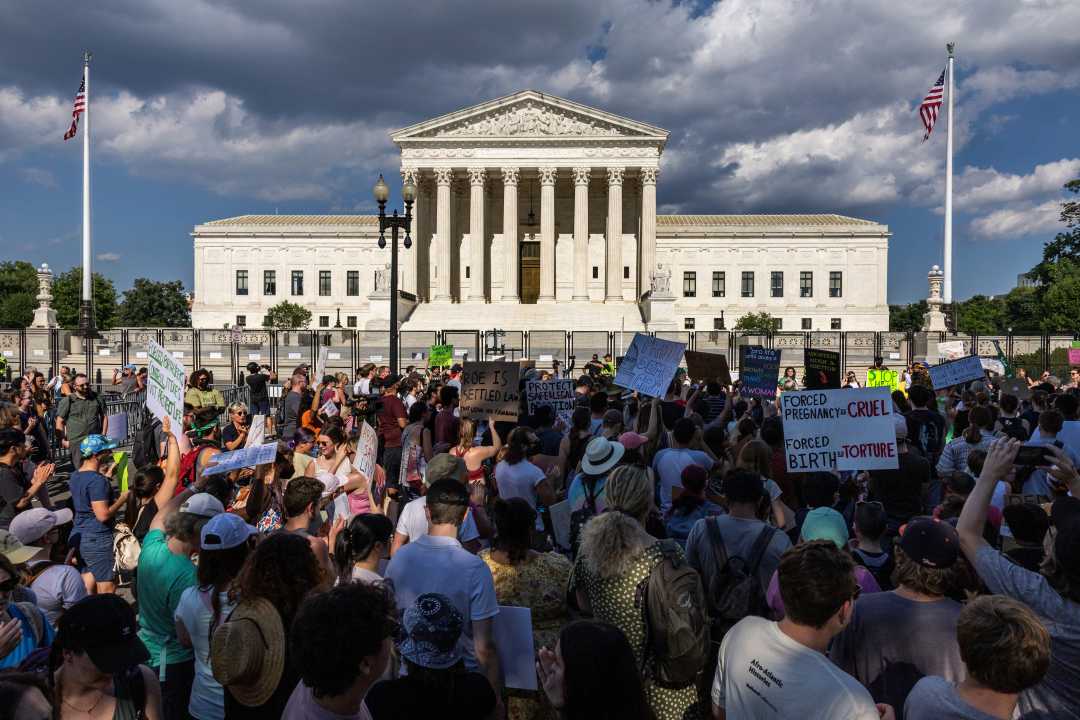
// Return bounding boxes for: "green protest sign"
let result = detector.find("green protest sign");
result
[867,368,899,391]
[429,344,454,368]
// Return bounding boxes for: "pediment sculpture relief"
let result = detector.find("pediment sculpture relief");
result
[425,101,634,138]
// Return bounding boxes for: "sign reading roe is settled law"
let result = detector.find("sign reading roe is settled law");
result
[779,387,898,472]
[460,361,522,421]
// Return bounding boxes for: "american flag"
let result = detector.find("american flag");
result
[919,68,945,141]
[63,78,86,141]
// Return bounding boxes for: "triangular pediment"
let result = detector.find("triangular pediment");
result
[391,90,668,142]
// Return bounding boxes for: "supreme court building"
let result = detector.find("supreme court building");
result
[191,91,889,332]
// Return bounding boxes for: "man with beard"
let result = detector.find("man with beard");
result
[55,372,108,469]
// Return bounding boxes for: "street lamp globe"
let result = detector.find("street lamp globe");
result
[373,175,390,204]
[401,178,417,204]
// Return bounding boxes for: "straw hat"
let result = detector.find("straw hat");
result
[580,436,625,475]
[210,597,285,707]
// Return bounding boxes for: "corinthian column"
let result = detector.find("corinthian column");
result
[640,167,658,298]
[467,167,487,301]
[433,168,453,302]
[501,167,519,302]
[539,167,558,303]
[572,167,590,301]
[401,167,420,296]
[606,167,625,301]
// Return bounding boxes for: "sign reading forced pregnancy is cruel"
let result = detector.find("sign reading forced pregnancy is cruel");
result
[779,387,898,473]
[460,361,522,421]
[146,339,186,441]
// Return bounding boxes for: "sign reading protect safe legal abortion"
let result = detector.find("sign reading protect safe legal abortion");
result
[779,387,898,472]
[146,339,186,441]
[460,361,522,421]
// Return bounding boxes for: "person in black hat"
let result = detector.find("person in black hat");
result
[50,594,162,719]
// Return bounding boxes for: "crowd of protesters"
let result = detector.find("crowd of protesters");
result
[0,351,1078,719]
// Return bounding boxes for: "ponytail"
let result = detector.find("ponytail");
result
[965,406,993,444]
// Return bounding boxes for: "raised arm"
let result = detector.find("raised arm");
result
[151,419,182,510]
[958,438,1019,559]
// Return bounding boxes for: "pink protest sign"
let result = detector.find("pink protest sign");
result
[1069,349,1080,365]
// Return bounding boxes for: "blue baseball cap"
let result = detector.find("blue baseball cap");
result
[80,434,119,458]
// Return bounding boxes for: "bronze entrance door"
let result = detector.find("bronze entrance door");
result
[520,241,540,304]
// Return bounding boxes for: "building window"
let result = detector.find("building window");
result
[684,317,695,330]
[235,315,246,327]
[775,318,783,330]
[319,315,329,328]
[263,270,276,296]
[623,266,630,279]
[683,271,697,297]
[347,316,357,328]
[741,271,754,297]
[712,271,725,297]
[770,271,783,298]
[592,266,599,279]
[713,317,724,330]
[465,266,470,279]
[235,270,248,296]
[831,318,841,330]
[291,270,304,296]
[800,271,813,298]
[319,271,332,296]
[801,317,812,330]
[347,271,359,296]
[829,271,842,298]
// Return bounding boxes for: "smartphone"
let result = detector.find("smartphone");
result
[1014,445,1053,467]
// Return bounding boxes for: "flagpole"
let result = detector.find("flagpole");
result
[943,42,955,316]
[78,50,98,338]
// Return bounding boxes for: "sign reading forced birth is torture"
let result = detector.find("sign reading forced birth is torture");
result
[147,339,186,442]
[460,361,522,421]
[779,387,899,473]
[614,333,686,398]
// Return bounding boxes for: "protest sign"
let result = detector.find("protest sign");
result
[930,355,986,389]
[803,349,841,389]
[938,340,967,361]
[738,346,781,398]
[429,344,454,368]
[867,368,900,392]
[315,346,329,382]
[105,413,127,443]
[525,379,576,426]
[203,442,278,476]
[146,340,185,442]
[548,500,571,550]
[493,606,537,691]
[779,387,898,472]
[684,351,732,385]
[981,358,1006,375]
[614,333,685,398]
[999,377,1031,400]
[354,422,378,480]
[244,415,266,447]
[1068,349,1080,365]
[460,361,522,421]
[319,399,339,417]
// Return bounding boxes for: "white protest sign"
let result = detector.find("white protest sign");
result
[779,387,898,472]
[202,442,278,476]
[981,358,1005,375]
[930,355,985,389]
[244,415,266,448]
[319,399,339,417]
[548,500,571,550]
[525,379,575,426]
[937,340,967,361]
[614,333,685,398]
[354,422,378,480]
[146,340,186,442]
[315,346,329,382]
[493,606,537,691]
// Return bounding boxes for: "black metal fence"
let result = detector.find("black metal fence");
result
[1,328,1078,384]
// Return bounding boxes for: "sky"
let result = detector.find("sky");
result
[1,0,1078,305]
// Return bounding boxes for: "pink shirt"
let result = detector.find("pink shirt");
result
[283,682,372,720]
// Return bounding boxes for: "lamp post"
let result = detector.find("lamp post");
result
[373,174,415,374]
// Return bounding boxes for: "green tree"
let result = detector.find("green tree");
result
[955,294,1005,335]
[119,279,191,327]
[1038,259,1080,334]
[1001,286,1040,333]
[0,261,38,328]
[888,301,929,332]
[1031,178,1080,287]
[262,300,311,330]
[734,311,781,333]
[52,268,118,330]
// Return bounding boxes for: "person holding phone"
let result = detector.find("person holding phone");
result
[1018,409,1080,498]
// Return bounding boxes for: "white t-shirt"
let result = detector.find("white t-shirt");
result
[713,616,880,719]
[494,460,545,510]
[396,496,480,544]
[175,587,235,720]
[385,534,499,672]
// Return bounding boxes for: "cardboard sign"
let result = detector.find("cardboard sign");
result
[685,351,732,386]
[492,606,537,691]
[460,361,522,421]
[429,344,454,368]
[202,442,278,476]
[738,346,781,398]
[354,421,378,480]
[804,349,841,389]
[614,333,685,398]
[999,377,1032,400]
[525,379,576,426]
[779,387,899,472]
[245,415,266,447]
[146,340,186,442]
[548,499,571,550]
[1068,349,1080,365]
[867,368,900,392]
[930,355,985,389]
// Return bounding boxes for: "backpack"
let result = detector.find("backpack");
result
[999,416,1028,442]
[705,519,776,640]
[635,540,710,688]
[178,444,216,492]
[113,520,142,572]
[568,478,600,556]
[133,408,160,469]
